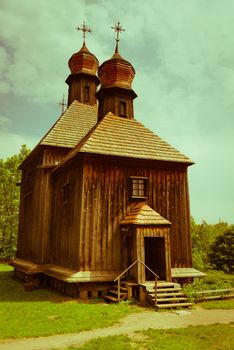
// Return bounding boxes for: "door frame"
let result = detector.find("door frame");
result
[136,226,171,283]
[144,236,166,281]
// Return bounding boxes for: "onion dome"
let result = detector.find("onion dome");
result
[98,49,135,89]
[68,43,99,76]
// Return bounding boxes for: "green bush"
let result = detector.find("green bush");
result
[209,228,234,273]
[190,217,230,272]
[183,270,234,302]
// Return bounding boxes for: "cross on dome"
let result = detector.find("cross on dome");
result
[76,21,91,45]
[59,94,66,115]
[111,21,125,53]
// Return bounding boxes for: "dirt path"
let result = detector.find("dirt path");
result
[0,307,233,350]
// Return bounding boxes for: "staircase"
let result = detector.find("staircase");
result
[104,281,128,303]
[146,281,192,309]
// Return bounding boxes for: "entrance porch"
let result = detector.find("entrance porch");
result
[121,203,172,284]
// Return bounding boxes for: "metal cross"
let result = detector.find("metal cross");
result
[59,94,66,115]
[111,21,125,52]
[76,21,91,45]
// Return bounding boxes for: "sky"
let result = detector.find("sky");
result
[0,0,233,224]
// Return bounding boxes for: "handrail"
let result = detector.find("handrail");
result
[137,259,160,279]
[114,259,159,282]
[114,259,159,307]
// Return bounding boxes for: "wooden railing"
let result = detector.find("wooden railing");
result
[114,259,159,307]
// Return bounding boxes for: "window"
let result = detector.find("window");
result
[25,171,33,195]
[130,176,148,198]
[84,86,90,102]
[119,101,127,117]
[61,183,69,204]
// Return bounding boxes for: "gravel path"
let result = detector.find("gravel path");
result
[0,308,233,350]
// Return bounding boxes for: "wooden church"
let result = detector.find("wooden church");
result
[11,23,203,306]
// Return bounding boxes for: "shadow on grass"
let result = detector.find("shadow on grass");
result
[0,266,77,303]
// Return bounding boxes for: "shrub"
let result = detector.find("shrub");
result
[209,228,234,273]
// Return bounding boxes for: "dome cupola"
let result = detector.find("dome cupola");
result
[68,43,99,76]
[96,22,137,121]
[98,49,135,89]
[66,22,99,107]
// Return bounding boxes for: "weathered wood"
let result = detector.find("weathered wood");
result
[117,278,120,302]
[15,132,192,289]
[155,276,158,307]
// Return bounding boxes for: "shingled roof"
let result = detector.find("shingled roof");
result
[120,203,171,225]
[40,100,97,148]
[68,112,193,164]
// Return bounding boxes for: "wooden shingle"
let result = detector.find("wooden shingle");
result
[70,112,194,164]
[120,203,171,225]
[40,100,97,148]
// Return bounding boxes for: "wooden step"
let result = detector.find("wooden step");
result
[148,287,182,293]
[157,287,182,292]
[120,286,128,292]
[156,282,177,288]
[104,295,119,303]
[156,292,185,298]
[109,289,127,297]
[121,281,138,287]
[157,302,192,309]
[147,287,182,293]
[156,297,188,303]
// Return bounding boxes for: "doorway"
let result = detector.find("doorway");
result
[144,237,166,281]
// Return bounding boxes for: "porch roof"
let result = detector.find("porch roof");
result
[120,203,171,226]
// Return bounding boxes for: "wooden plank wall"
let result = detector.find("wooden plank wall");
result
[17,152,48,264]
[17,147,70,265]
[79,158,192,273]
[49,159,84,269]
[146,167,192,267]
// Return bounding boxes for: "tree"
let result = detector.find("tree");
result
[190,216,230,271]
[0,145,30,259]
[209,228,234,273]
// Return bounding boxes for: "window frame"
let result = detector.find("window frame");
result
[61,182,69,205]
[84,86,90,103]
[130,176,149,199]
[119,100,127,118]
[24,170,34,197]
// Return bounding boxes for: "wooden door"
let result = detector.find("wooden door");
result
[144,237,166,281]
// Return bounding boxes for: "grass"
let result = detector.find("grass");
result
[0,264,141,339]
[183,270,234,302]
[199,299,234,309]
[67,324,234,350]
[68,335,133,350]
[1,264,233,341]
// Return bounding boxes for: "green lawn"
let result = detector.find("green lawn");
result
[0,264,140,339]
[183,270,234,302]
[199,299,234,309]
[67,324,234,350]
[1,264,233,341]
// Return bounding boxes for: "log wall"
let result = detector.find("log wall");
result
[17,146,70,264]
[49,158,84,268]
[18,150,192,274]
[17,152,50,264]
[76,157,192,273]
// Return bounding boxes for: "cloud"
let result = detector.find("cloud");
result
[0,130,37,159]
[0,115,11,129]
[0,0,233,223]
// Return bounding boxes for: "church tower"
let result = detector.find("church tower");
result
[66,23,99,107]
[96,22,137,121]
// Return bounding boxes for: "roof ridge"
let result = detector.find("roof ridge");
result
[53,110,193,171]
[20,101,98,168]
[77,113,193,164]
[52,112,114,170]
